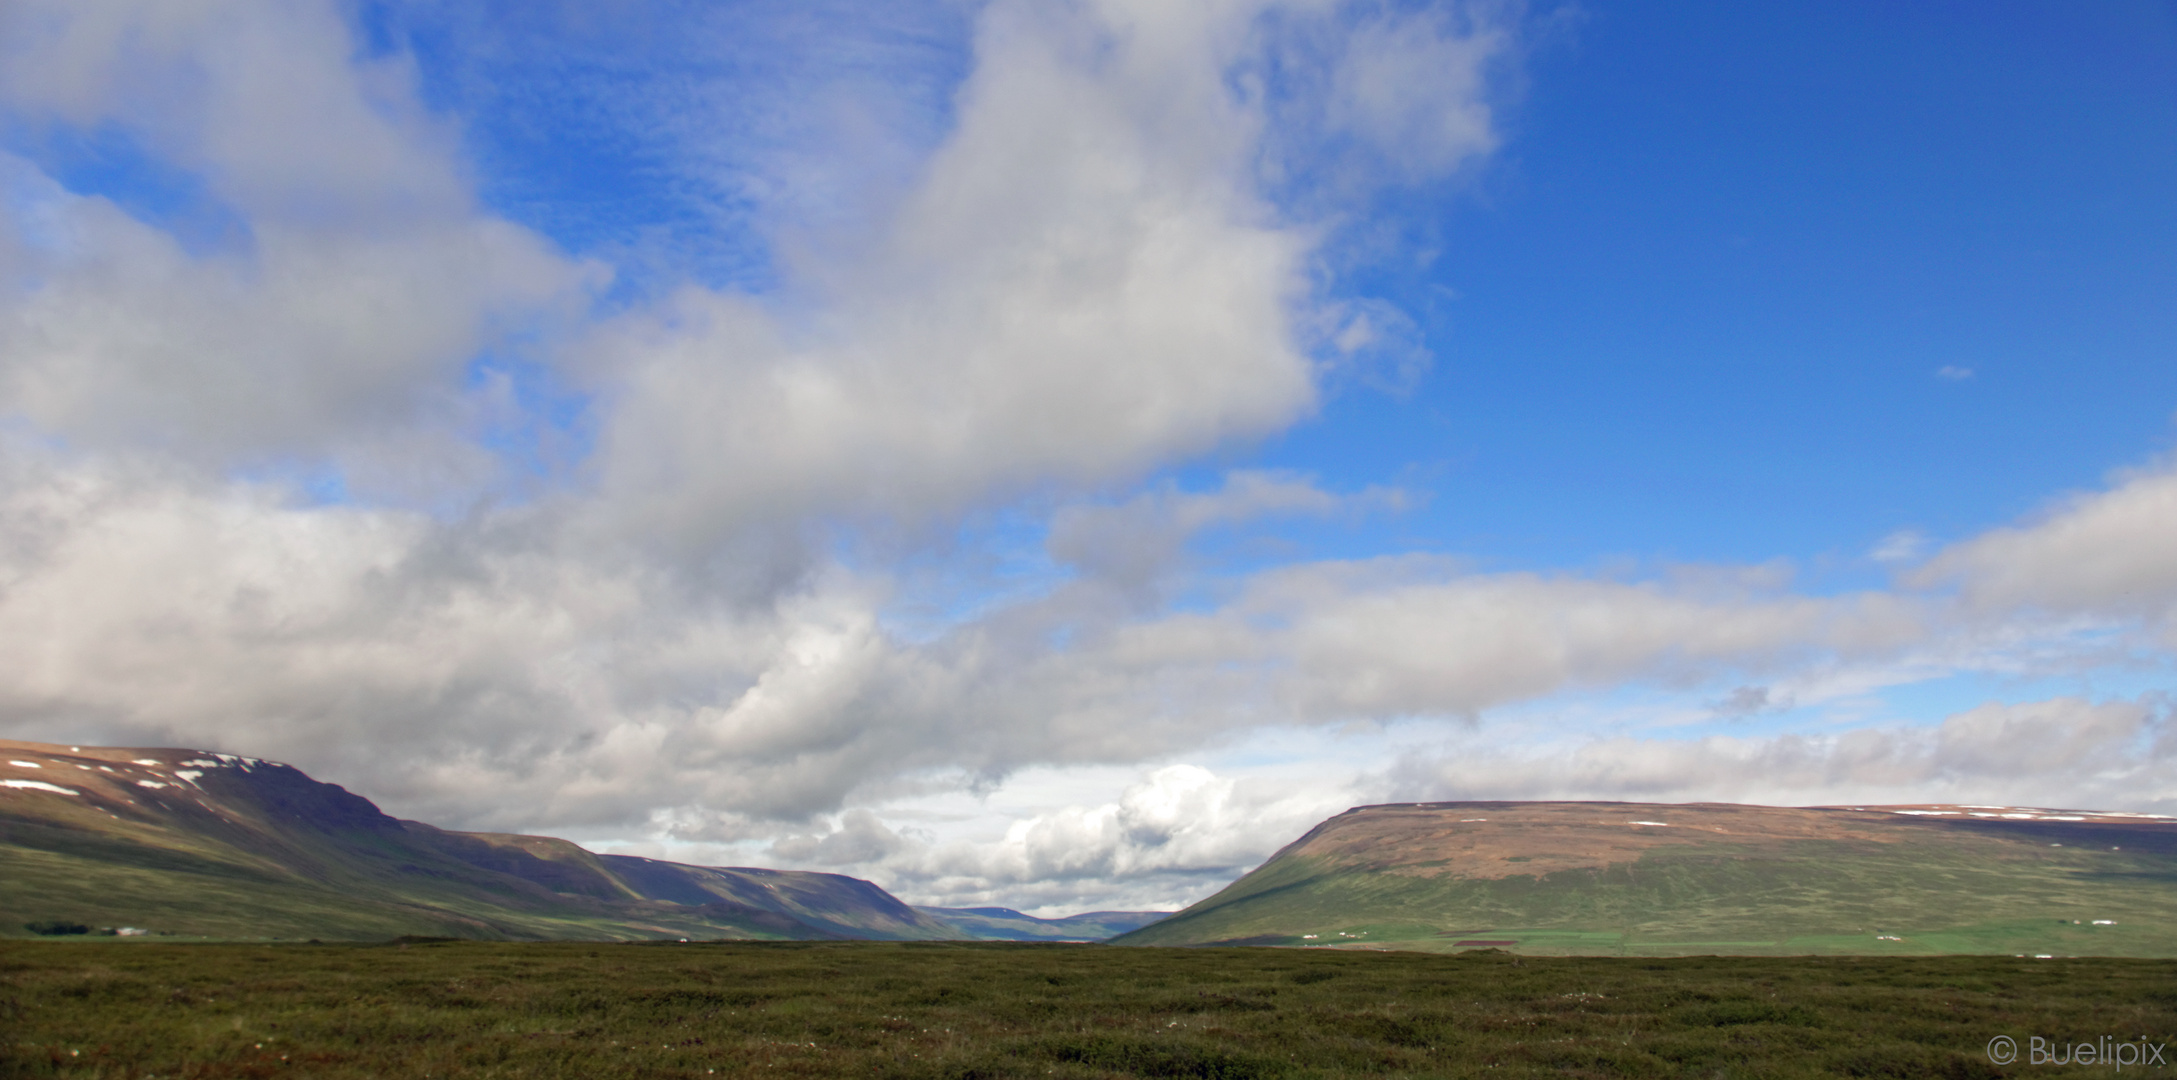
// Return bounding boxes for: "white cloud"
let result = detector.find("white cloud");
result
[0,425,2113,845]
[1248,0,1506,203]
[0,159,583,473]
[1045,470,1399,593]
[1868,529,1929,565]
[772,808,909,866]
[1387,695,2175,814]
[1318,4,1503,181]
[0,0,463,216]
[762,762,1375,913]
[564,0,1512,558]
[1230,561,1923,721]
[582,4,1314,548]
[0,0,592,477]
[1912,459,2177,625]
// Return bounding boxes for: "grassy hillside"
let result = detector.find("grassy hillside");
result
[1113,801,2177,957]
[6,940,2169,1079]
[0,739,957,942]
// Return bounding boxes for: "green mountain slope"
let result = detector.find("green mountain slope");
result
[0,739,957,942]
[913,906,1169,941]
[1111,801,2177,956]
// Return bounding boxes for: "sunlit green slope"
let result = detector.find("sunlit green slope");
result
[1112,801,2177,956]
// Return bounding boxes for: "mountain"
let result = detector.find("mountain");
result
[913,906,1169,941]
[1111,800,2177,956]
[0,738,953,942]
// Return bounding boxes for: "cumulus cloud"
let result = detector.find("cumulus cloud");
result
[577,0,1355,550]
[1237,562,1921,721]
[762,763,1375,913]
[0,160,582,476]
[0,0,591,474]
[0,434,2115,842]
[772,808,909,866]
[560,0,1516,558]
[1045,470,1401,593]
[0,445,1025,830]
[1912,459,2177,625]
[0,0,463,215]
[0,449,641,823]
[1388,695,2175,815]
[586,555,1935,819]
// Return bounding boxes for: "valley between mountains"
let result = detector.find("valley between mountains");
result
[0,739,1161,943]
[7,739,2175,955]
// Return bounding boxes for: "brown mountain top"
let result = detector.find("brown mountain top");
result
[1272,800,2177,880]
[1114,799,2177,954]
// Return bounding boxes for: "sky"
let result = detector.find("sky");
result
[0,0,2173,916]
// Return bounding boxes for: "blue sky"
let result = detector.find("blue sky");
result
[1263,0,2177,577]
[0,0,2173,912]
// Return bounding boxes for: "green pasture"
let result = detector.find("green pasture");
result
[1222,919,2166,958]
[0,841,781,944]
[1116,841,2177,956]
[4,939,2172,1078]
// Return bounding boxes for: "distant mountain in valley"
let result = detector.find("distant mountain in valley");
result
[913,906,1168,941]
[1111,800,2177,956]
[0,740,1161,943]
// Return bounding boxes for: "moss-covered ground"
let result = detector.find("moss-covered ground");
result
[5,940,2172,1078]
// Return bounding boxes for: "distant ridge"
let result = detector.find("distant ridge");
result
[1111,800,2177,956]
[0,739,1119,942]
[914,906,1169,941]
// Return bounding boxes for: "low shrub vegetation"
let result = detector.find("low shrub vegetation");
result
[19,922,90,937]
[2,940,2169,1078]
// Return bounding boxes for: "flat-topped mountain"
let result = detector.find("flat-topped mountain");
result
[1111,800,2177,956]
[0,740,1163,942]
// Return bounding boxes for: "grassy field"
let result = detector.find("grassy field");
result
[5,941,2172,1078]
[1113,849,2177,957]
